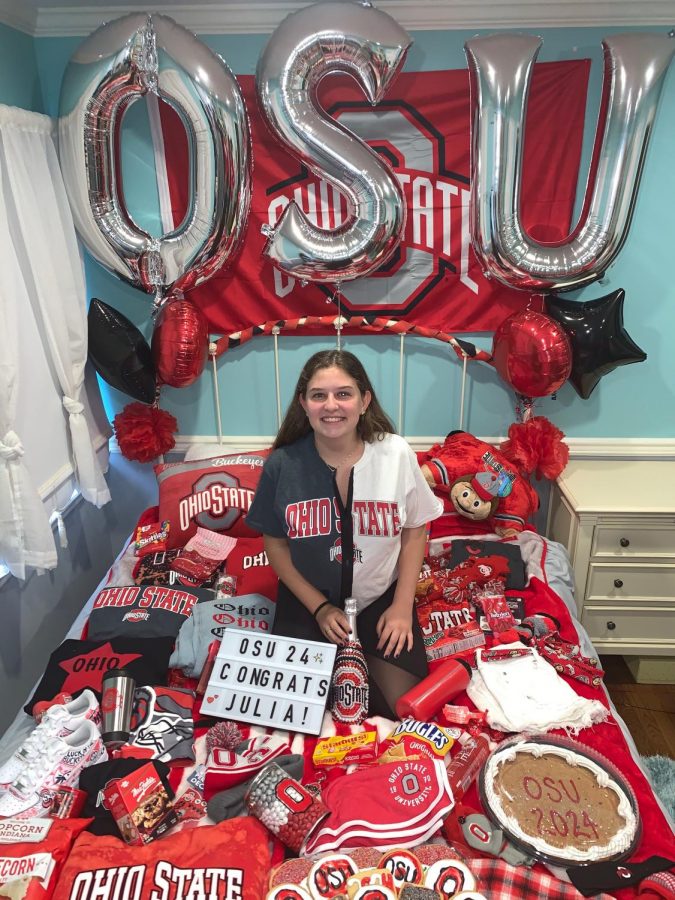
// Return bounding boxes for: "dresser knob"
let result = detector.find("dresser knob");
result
[607,621,617,631]
[614,579,624,588]
[619,538,630,548]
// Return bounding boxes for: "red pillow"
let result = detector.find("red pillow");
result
[51,818,271,900]
[156,451,269,550]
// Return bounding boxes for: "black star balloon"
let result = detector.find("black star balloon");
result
[545,289,646,399]
[88,298,157,404]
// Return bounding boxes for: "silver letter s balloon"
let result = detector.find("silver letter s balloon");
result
[465,33,674,292]
[59,13,251,300]
[256,0,411,283]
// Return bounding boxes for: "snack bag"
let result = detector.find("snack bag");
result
[377,719,458,764]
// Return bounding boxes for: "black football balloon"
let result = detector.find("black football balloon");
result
[545,289,647,399]
[88,298,157,404]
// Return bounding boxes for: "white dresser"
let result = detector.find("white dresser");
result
[547,459,675,674]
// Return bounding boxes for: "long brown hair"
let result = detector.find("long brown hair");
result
[273,350,396,449]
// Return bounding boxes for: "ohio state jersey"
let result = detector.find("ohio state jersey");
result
[246,434,442,612]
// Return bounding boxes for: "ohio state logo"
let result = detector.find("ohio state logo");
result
[275,778,312,814]
[386,760,434,809]
[266,101,476,316]
[122,611,150,623]
[179,473,254,532]
[101,687,123,714]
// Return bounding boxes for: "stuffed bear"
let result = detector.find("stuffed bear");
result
[418,431,539,539]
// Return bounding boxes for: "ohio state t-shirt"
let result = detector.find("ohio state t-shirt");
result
[87,584,214,641]
[246,433,443,610]
[24,637,174,715]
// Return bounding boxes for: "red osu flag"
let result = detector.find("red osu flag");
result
[159,62,590,337]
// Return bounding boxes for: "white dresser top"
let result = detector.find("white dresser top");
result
[557,459,675,515]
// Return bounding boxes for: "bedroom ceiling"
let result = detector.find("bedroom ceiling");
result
[1,0,673,37]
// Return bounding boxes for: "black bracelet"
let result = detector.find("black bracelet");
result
[313,600,332,619]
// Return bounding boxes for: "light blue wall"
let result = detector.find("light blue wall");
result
[0,22,42,110]
[34,26,675,439]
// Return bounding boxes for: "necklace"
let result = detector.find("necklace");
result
[317,440,364,472]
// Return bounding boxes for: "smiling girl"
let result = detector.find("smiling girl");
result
[246,350,443,718]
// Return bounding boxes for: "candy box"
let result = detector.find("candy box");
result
[312,731,379,767]
[103,762,178,846]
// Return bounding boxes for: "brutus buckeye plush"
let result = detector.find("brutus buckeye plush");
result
[418,431,540,539]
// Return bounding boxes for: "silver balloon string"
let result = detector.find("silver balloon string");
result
[209,340,224,446]
[334,286,343,350]
[272,325,282,429]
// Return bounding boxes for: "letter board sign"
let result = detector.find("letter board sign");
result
[200,628,336,735]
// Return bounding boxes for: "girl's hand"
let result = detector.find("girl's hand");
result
[316,603,351,645]
[376,604,413,658]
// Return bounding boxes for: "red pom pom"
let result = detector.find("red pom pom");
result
[113,402,178,463]
[500,416,569,481]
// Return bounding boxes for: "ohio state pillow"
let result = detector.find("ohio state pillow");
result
[51,818,270,900]
[156,451,270,550]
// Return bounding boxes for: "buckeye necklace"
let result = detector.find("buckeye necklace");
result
[317,440,364,472]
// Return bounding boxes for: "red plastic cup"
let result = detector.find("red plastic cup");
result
[395,658,472,722]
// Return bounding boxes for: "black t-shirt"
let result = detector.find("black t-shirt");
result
[24,637,175,715]
[443,538,527,590]
[87,584,214,641]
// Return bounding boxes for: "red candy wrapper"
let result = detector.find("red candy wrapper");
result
[134,520,170,557]
[474,581,515,634]
[170,528,237,586]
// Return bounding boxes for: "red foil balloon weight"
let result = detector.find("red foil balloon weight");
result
[491,310,572,397]
[152,298,209,388]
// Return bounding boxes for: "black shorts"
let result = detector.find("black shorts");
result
[273,581,428,680]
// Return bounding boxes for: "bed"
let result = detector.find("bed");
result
[0,439,673,900]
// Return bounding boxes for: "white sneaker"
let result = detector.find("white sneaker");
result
[0,720,107,819]
[0,690,101,789]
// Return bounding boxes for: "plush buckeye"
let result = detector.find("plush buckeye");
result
[418,431,540,539]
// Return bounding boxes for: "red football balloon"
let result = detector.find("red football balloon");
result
[152,298,209,388]
[491,310,572,397]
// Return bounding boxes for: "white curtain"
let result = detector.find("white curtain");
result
[0,105,110,578]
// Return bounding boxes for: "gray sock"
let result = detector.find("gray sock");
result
[207,754,304,822]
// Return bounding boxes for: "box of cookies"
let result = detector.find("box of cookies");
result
[103,762,178,845]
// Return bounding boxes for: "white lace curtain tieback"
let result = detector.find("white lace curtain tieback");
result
[62,396,84,415]
[0,430,24,461]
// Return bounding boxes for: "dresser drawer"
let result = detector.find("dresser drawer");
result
[591,523,675,559]
[587,563,675,601]
[582,603,675,647]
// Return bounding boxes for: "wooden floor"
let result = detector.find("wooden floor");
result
[601,656,675,758]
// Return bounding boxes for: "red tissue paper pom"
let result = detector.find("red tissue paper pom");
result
[500,416,569,481]
[113,402,178,463]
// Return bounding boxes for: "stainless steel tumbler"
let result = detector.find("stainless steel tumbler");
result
[100,668,136,749]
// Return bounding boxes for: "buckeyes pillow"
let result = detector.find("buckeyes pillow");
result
[156,450,269,550]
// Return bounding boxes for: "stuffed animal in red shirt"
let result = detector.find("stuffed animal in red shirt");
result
[418,431,540,539]
[419,420,569,540]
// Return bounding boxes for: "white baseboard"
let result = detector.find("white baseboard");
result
[109,434,675,460]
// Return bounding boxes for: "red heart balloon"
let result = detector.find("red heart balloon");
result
[491,310,572,397]
[152,297,209,388]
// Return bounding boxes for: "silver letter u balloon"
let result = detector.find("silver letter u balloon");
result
[58,13,251,301]
[465,33,674,292]
[256,0,412,283]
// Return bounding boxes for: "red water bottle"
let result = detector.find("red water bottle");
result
[395,658,472,722]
